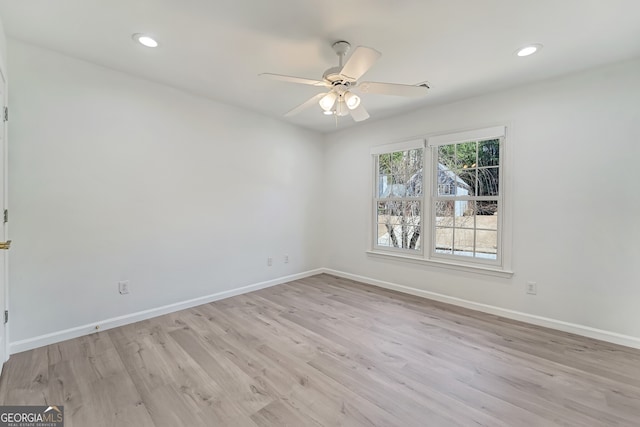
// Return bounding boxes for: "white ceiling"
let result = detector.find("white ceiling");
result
[1,0,640,133]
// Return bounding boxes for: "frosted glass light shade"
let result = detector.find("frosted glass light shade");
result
[319,92,337,111]
[344,91,361,110]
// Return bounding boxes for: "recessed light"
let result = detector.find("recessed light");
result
[516,44,542,57]
[132,33,158,48]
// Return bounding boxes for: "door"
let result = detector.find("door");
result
[0,66,7,372]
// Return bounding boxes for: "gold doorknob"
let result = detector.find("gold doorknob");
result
[0,240,11,250]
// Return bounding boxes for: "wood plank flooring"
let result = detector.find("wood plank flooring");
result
[1,273,640,426]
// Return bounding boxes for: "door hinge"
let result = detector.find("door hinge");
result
[3,209,7,224]
[4,310,7,324]
[2,106,7,122]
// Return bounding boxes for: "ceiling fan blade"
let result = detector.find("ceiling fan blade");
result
[356,81,429,97]
[339,46,381,81]
[260,73,327,87]
[349,103,370,122]
[284,93,326,117]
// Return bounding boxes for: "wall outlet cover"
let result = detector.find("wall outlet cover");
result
[118,281,130,295]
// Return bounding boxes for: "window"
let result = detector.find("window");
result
[432,138,501,262]
[372,140,424,253]
[370,127,511,275]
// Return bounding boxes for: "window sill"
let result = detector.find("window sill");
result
[366,250,514,278]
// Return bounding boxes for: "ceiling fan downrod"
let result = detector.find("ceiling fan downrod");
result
[332,41,351,67]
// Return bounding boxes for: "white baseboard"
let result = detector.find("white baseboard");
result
[10,267,640,353]
[322,268,640,350]
[9,269,324,354]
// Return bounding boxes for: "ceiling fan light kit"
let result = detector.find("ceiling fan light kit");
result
[319,92,337,111]
[335,99,349,117]
[344,91,361,109]
[260,40,429,123]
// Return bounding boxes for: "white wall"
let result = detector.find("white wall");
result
[0,15,6,71]
[7,40,324,343]
[323,58,640,340]
[6,35,640,349]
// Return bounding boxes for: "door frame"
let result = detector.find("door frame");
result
[0,61,8,369]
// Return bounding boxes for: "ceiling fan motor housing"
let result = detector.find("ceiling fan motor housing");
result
[322,66,343,83]
[323,67,356,87]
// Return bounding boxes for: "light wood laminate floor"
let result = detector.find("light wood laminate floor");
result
[1,274,640,426]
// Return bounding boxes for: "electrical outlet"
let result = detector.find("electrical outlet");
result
[526,281,537,295]
[118,280,130,295]
[267,257,273,267]
[284,254,289,264]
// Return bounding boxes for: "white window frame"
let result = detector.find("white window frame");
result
[368,126,513,277]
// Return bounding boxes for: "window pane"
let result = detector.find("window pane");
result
[455,141,477,170]
[389,201,403,226]
[476,201,498,230]
[435,227,452,254]
[475,230,498,259]
[378,149,423,198]
[455,200,474,228]
[438,145,460,196]
[457,168,476,196]
[437,176,454,196]
[438,146,475,197]
[377,201,421,250]
[377,201,390,218]
[454,205,475,229]
[406,148,423,176]
[435,200,454,227]
[379,153,391,175]
[437,164,465,196]
[453,228,475,256]
[478,139,500,167]
[378,175,390,197]
[478,167,499,196]
[377,223,393,247]
[377,201,393,247]
[400,201,421,250]
[438,145,455,171]
[390,175,407,197]
[407,169,422,197]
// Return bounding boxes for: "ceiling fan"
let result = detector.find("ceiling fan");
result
[260,41,429,122]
